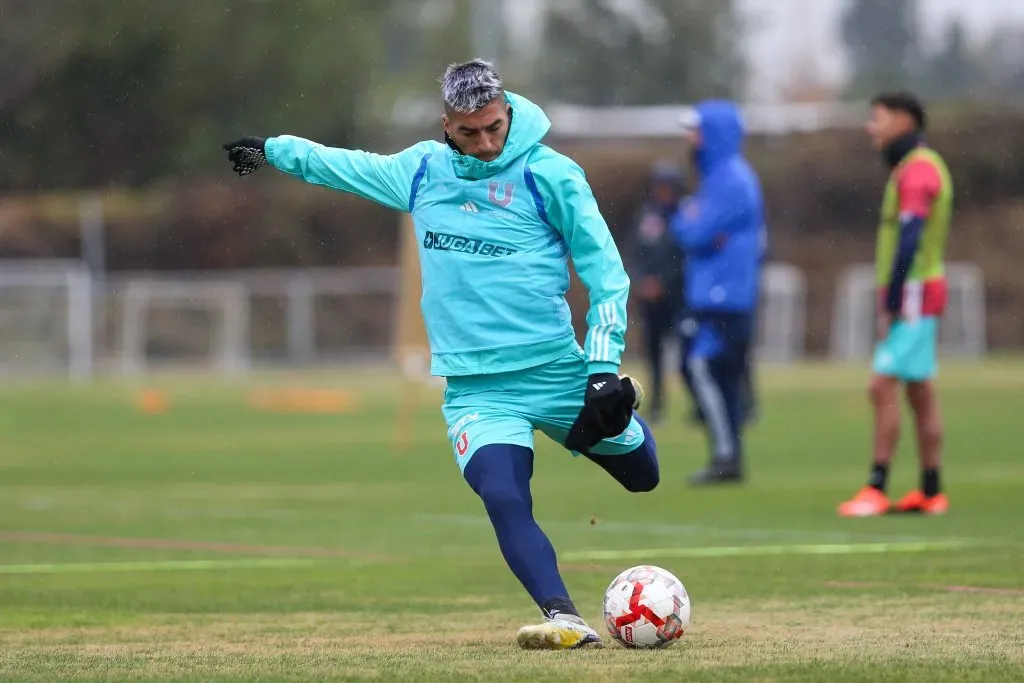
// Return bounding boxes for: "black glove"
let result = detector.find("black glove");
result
[564,373,637,453]
[222,137,268,176]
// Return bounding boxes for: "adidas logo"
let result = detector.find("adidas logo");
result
[460,201,480,213]
[592,381,606,391]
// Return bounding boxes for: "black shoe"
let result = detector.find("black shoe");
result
[687,462,744,486]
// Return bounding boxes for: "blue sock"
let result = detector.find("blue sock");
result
[584,415,660,492]
[463,444,577,616]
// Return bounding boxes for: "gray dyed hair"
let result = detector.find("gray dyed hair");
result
[440,59,504,113]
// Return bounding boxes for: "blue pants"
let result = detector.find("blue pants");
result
[685,312,753,466]
[680,314,757,427]
[462,419,659,613]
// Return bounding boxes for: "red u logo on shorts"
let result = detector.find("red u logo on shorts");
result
[456,432,469,456]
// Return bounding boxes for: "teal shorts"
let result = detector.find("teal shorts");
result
[442,346,646,473]
[873,316,939,381]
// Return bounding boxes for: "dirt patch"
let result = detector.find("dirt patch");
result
[3,596,1020,658]
[0,610,517,652]
[1,596,1021,683]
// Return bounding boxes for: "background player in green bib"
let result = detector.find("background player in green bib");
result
[839,92,953,518]
[222,60,659,650]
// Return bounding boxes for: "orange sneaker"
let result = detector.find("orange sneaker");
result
[921,493,949,515]
[893,489,927,513]
[895,490,949,515]
[837,486,891,517]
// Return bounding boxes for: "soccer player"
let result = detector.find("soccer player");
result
[222,59,658,649]
[670,101,764,486]
[838,92,952,517]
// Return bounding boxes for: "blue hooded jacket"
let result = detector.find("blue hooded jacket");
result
[670,100,764,314]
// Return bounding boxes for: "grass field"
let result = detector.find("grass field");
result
[1,360,1022,682]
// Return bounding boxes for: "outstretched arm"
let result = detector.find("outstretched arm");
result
[224,136,436,213]
[528,158,628,375]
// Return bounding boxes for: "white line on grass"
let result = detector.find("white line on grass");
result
[561,540,976,562]
[0,558,316,575]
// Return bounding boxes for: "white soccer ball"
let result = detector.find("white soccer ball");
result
[602,564,690,649]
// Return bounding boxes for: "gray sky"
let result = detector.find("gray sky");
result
[738,0,1024,101]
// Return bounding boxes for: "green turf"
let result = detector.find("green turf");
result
[1,361,1022,682]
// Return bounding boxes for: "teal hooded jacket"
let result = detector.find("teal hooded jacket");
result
[265,92,629,378]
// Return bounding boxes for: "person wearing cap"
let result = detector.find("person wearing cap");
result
[670,101,765,485]
[630,162,691,424]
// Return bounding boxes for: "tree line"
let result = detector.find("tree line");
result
[1,0,1021,193]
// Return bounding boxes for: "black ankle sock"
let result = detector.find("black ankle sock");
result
[541,597,579,619]
[868,464,889,492]
[923,468,941,497]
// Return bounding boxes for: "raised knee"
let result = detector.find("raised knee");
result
[627,471,660,493]
[624,457,660,492]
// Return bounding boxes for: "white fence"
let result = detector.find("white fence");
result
[0,259,988,378]
[829,262,987,360]
[0,261,402,378]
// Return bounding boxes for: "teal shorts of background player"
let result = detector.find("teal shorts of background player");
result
[442,346,646,473]
[872,316,940,382]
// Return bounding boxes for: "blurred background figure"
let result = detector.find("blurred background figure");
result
[630,162,689,425]
[838,91,952,518]
[671,101,765,486]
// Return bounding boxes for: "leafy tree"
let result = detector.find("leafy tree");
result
[0,0,390,190]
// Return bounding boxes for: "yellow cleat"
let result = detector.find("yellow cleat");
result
[516,615,604,650]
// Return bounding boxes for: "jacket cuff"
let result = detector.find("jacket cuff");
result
[587,361,619,376]
[263,137,279,166]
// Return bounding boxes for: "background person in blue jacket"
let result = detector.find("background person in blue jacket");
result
[222,59,658,650]
[671,101,764,485]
